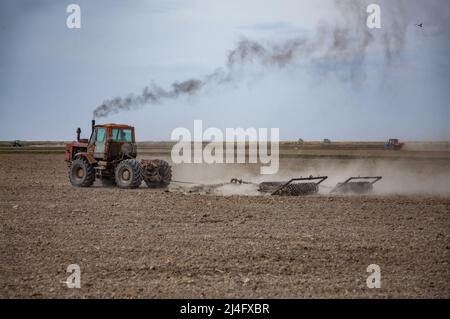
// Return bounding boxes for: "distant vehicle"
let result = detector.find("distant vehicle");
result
[384,138,405,150]
[12,140,23,148]
[323,138,331,143]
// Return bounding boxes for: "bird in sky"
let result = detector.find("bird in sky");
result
[415,23,423,28]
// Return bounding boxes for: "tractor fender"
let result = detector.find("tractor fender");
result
[74,152,97,165]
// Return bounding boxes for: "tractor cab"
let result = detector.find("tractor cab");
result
[88,123,137,161]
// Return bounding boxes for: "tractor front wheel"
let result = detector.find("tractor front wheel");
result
[69,157,95,187]
[115,159,143,189]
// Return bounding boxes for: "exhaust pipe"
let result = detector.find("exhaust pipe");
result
[91,119,96,135]
[76,128,81,142]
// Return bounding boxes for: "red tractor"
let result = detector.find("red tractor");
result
[384,138,405,151]
[65,120,172,188]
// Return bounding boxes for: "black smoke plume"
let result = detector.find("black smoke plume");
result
[93,0,421,118]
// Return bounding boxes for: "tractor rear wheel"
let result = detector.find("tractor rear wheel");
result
[115,159,143,189]
[69,157,95,187]
[142,159,172,188]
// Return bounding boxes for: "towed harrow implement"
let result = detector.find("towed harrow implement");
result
[258,176,328,196]
[330,176,382,194]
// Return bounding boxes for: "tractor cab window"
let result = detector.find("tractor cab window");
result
[93,127,106,158]
[111,128,132,142]
[96,128,106,143]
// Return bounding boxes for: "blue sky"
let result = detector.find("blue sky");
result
[0,0,449,141]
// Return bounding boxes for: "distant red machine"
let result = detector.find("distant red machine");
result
[384,138,405,150]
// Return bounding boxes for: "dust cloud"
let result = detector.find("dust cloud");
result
[167,157,450,197]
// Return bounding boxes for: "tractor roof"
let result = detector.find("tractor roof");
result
[95,123,134,129]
